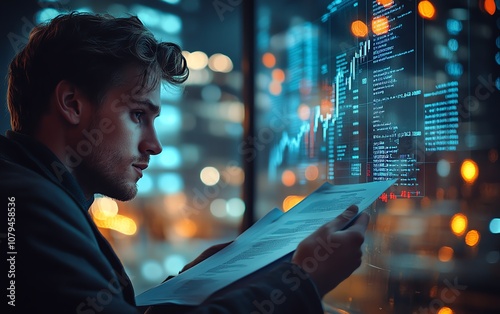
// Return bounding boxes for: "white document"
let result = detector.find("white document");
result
[135,179,397,306]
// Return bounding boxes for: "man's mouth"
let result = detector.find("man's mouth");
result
[132,163,148,178]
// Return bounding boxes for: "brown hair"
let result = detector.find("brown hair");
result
[7,12,189,134]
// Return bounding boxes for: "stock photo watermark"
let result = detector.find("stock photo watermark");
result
[76,269,131,314]
[212,0,242,22]
[413,277,467,314]
[7,0,70,54]
[5,196,16,307]
[251,233,344,314]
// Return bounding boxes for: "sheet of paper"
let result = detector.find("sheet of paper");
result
[136,179,396,306]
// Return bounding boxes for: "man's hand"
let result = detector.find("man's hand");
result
[291,205,369,297]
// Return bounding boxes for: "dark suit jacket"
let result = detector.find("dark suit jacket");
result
[0,131,323,313]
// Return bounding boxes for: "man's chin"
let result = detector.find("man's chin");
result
[101,184,138,202]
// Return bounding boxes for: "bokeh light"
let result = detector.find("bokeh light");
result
[283,195,306,212]
[226,198,245,218]
[94,214,137,236]
[482,0,496,15]
[305,165,319,181]
[186,51,209,70]
[163,254,187,275]
[91,197,119,220]
[376,0,394,8]
[141,260,164,282]
[262,52,276,68]
[208,53,233,73]
[351,20,369,37]
[438,246,454,262]
[272,68,286,82]
[158,173,184,194]
[450,213,468,236]
[437,306,454,314]
[460,159,479,184]
[490,218,500,234]
[372,16,390,35]
[465,230,480,246]
[437,159,451,177]
[269,81,282,95]
[200,166,221,186]
[173,218,197,238]
[298,104,311,121]
[281,170,296,187]
[210,199,227,218]
[418,1,436,19]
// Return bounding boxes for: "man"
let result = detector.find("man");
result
[0,12,369,313]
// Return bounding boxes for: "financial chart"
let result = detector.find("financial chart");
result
[255,0,483,209]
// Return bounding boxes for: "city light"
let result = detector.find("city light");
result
[208,53,233,73]
[465,230,480,247]
[437,306,454,314]
[281,170,296,187]
[372,16,390,35]
[450,213,468,236]
[418,1,436,19]
[482,0,496,15]
[90,197,118,220]
[351,20,368,37]
[200,166,221,186]
[460,159,479,184]
[186,51,209,70]
[262,52,276,68]
[283,195,306,212]
[376,0,394,8]
[438,246,454,262]
[305,165,319,181]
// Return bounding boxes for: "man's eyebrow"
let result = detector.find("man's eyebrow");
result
[134,100,161,116]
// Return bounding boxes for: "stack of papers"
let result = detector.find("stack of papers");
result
[136,179,396,306]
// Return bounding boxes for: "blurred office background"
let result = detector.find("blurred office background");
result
[1,0,246,295]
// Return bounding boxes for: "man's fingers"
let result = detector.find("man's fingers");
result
[199,241,233,258]
[346,212,370,233]
[326,205,359,231]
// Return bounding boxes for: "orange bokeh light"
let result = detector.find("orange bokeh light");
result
[450,213,468,236]
[269,81,282,95]
[283,195,306,212]
[437,307,454,314]
[461,159,479,184]
[351,20,368,37]
[272,68,285,82]
[377,0,394,8]
[465,230,480,246]
[418,1,436,19]
[438,246,454,262]
[262,52,276,68]
[174,218,197,238]
[305,165,319,181]
[372,16,390,35]
[297,104,311,121]
[483,0,496,15]
[281,170,296,187]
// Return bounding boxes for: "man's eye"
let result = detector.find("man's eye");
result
[132,111,145,121]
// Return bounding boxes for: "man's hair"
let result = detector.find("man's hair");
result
[7,12,189,134]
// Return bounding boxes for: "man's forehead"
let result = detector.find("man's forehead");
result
[119,66,161,93]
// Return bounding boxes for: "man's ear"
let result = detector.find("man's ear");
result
[53,80,86,125]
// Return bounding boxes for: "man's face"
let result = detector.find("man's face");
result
[76,75,162,201]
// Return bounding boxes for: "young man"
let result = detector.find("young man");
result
[0,12,369,313]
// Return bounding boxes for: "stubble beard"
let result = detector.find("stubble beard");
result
[77,143,138,202]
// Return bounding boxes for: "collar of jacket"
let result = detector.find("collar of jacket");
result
[1,130,95,209]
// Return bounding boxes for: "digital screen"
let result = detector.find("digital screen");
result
[255,0,499,210]
[254,1,500,313]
